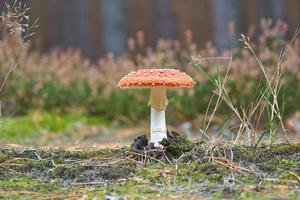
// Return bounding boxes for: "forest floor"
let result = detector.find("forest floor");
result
[0,131,300,200]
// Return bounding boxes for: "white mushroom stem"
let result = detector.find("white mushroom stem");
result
[150,107,167,145]
[148,88,168,146]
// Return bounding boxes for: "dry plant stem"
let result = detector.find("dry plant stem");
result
[263,178,299,184]
[193,45,290,146]
[204,92,222,135]
[210,156,254,174]
[126,150,166,166]
[240,30,300,145]
[197,55,253,145]
[148,88,168,145]
[0,59,21,92]
[0,30,26,93]
[199,54,233,141]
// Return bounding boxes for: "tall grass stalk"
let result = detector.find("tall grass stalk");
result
[0,0,36,143]
[191,29,299,146]
[0,0,37,92]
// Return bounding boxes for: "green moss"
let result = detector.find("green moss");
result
[0,177,61,193]
[160,131,194,158]
[101,181,158,198]
[230,144,300,170]
[178,162,227,182]
[0,152,9,162]
[212,189,298,200]
[268,144,300,154]
[1,143,300,199]
[233,146,257,161]
[137,167,164,183]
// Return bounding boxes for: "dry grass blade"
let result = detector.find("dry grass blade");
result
[210,156,255,174]
[54,158,128,168]
[0,190,82,200]
[192,28,300,146]
[125,150,166,166]
[263,178,299,184]
[0,1,37,95]
[239,29,300,144]
[0,157,34,173]
[288,171,300,183]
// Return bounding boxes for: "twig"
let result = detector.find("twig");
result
[0,157,34,173]
[163,152,172,165]
[288,171,300,183]
[72,181,107,186]
[0,59,21,92]
[54,157,129,168]
[263,177,298,184]
[125,150,166,166]
[210,156,254,174]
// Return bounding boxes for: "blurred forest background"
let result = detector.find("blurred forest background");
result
[1,0,300,58]
[0,0,299,146]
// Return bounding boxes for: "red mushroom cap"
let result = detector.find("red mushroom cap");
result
[118,69,195,89]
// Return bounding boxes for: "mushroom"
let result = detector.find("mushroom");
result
[118,68,195,146]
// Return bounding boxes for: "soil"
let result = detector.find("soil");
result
[0,131,300,199]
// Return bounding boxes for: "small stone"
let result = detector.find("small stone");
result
[105,195,123,200]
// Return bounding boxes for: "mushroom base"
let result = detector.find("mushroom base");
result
[150,107,167,146]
